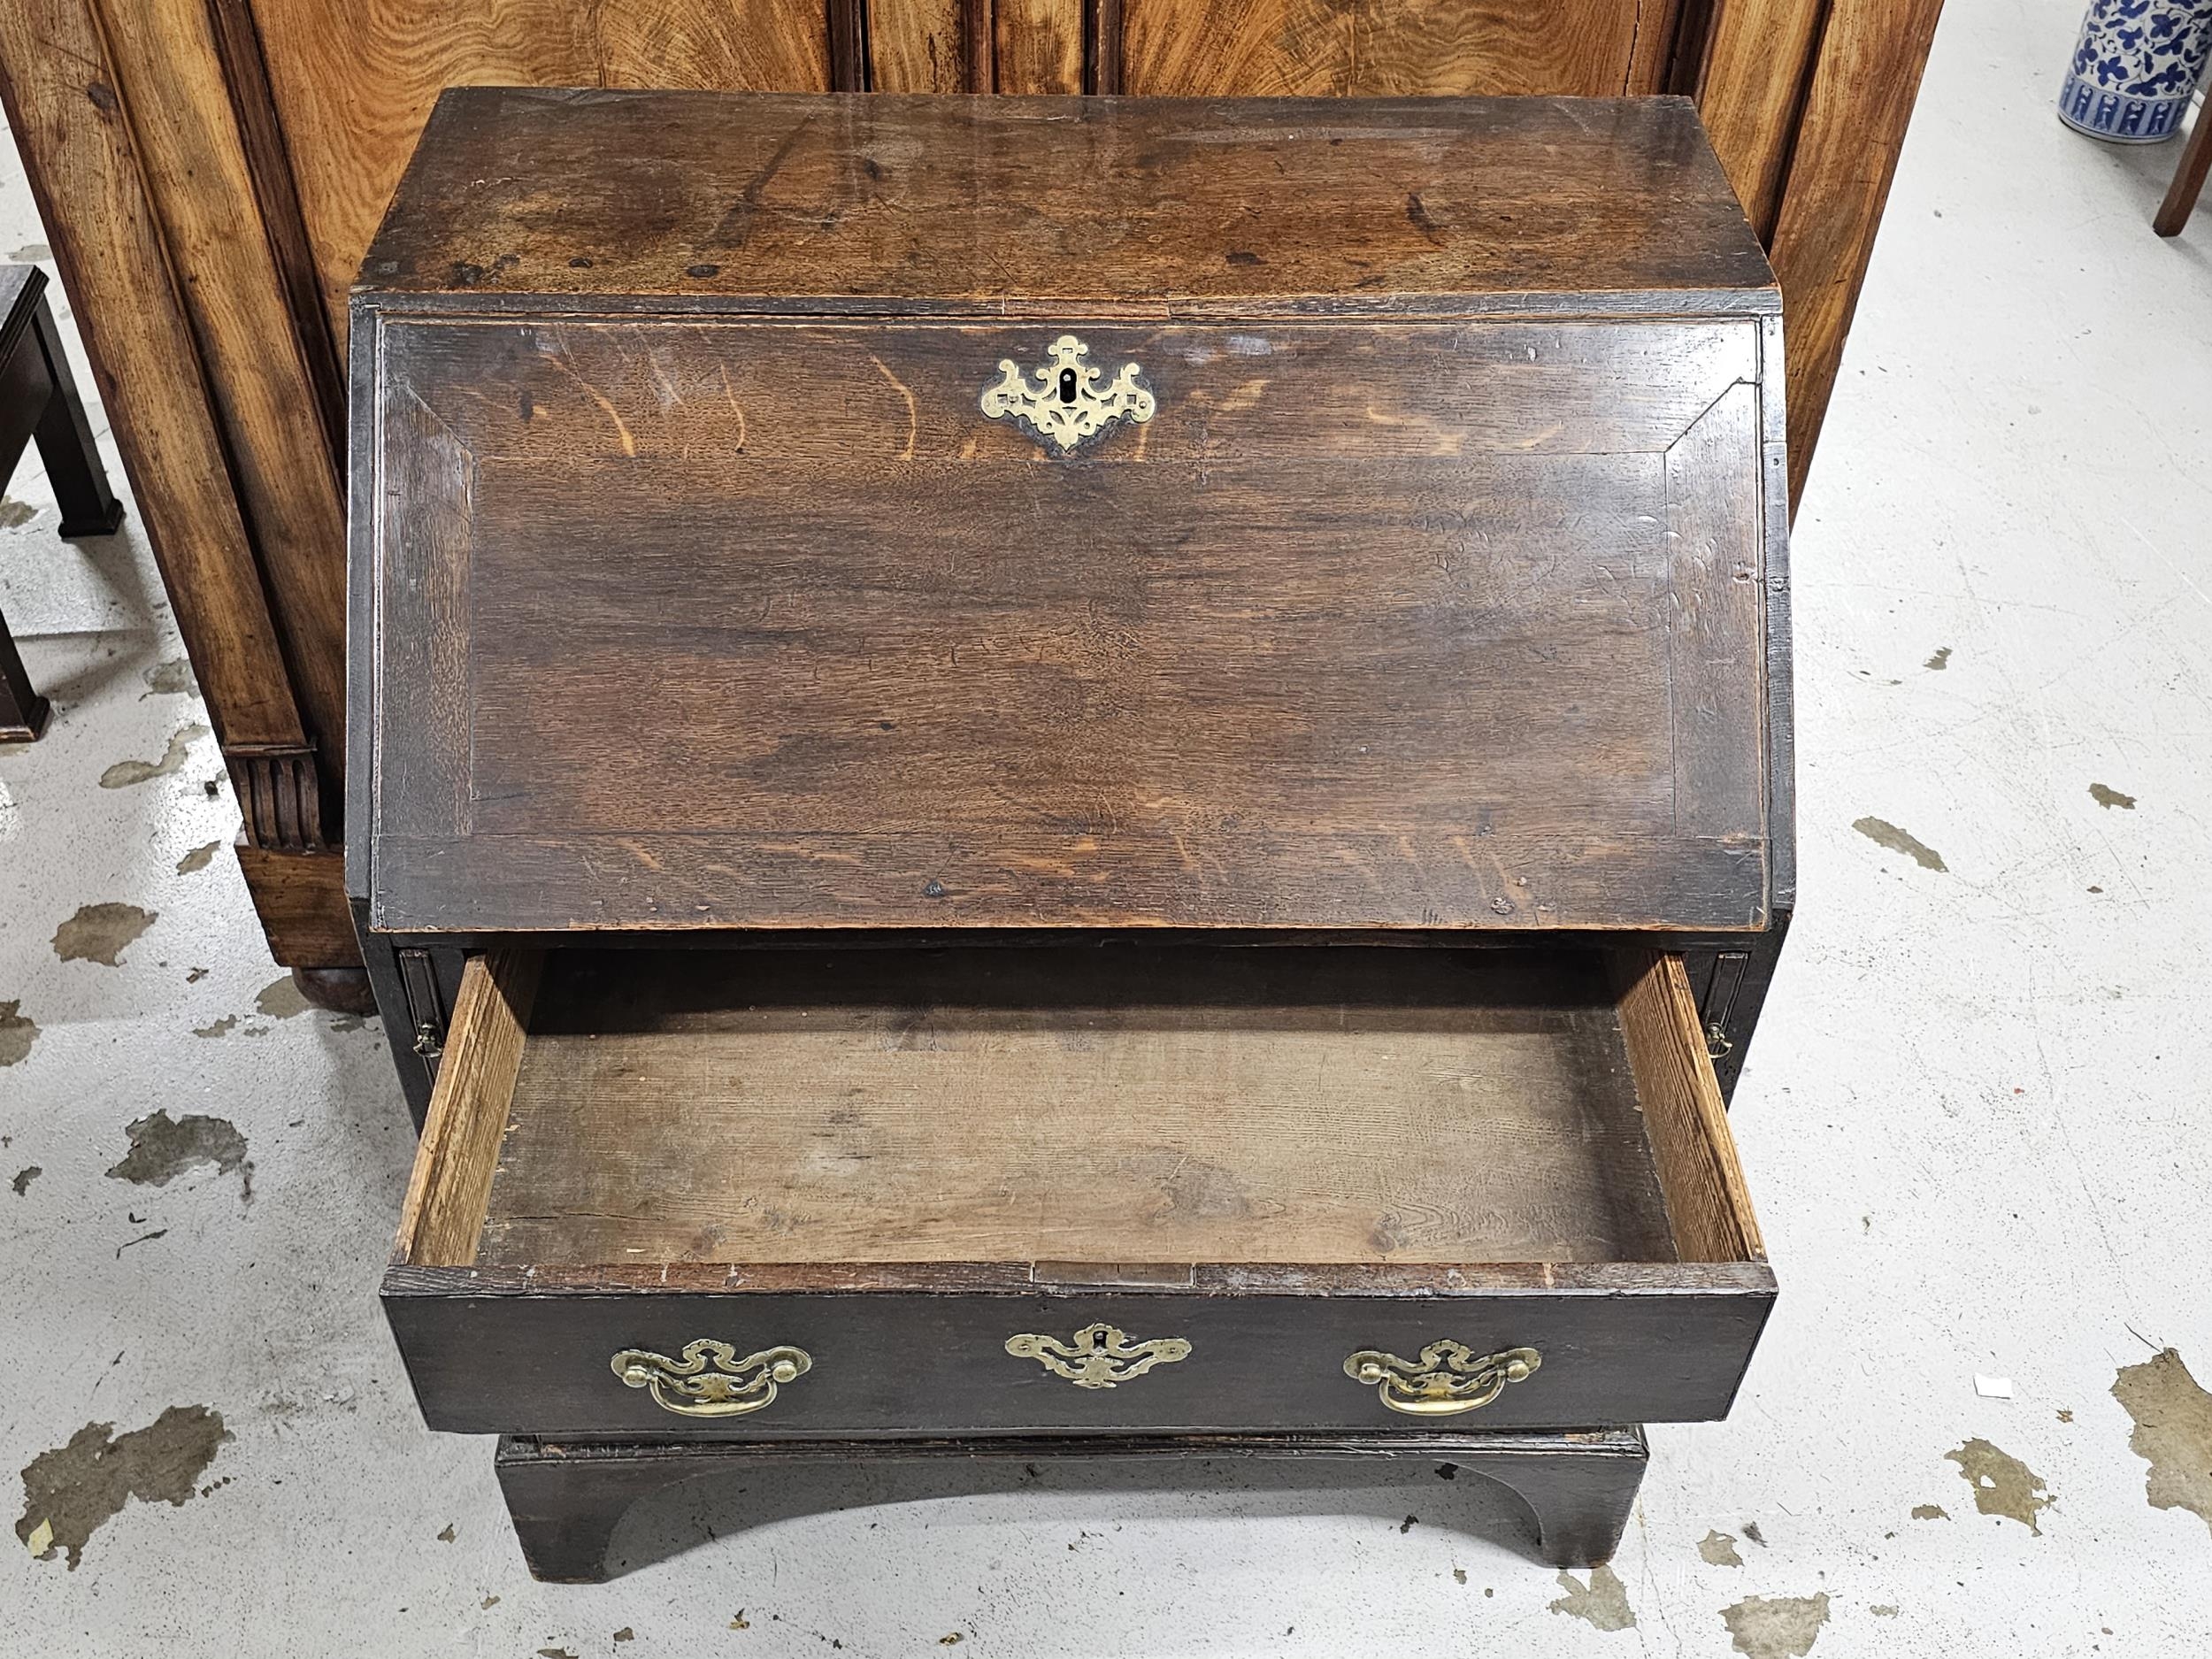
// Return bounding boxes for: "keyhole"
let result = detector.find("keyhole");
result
[1090,1329,1109,1350]
[1058,367,1079,403]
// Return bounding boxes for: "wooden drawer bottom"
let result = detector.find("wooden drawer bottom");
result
[383,945,1773,1437]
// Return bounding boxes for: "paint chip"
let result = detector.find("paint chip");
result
[1452,1568,1467,1584]
[98,723,208,788]
[1976,1375,2015,1399]
[105,1110,250,1194]
[14,1406,229,1568]
[1548,1564,1635,1632]
[0,1000,35,1066]
[481,1595,500,1609]
[1853,817,1947,872]
[11,1166,39,1196]
[437,1523,456,1542]
[1910,1503,1947,1520]
[613,1632,634,1645]
[1924,646,1952,670]
[141,657,197,696]
[193,1015,238,1039]
[1870,1605,1900,1618]
[2089,782,2136,810]
[0,498,35,529]
[255,976,313,1020]
[1719,1593,1831,1658]
[730,1611,750,1630]
[52,902,156,966]
[1945,1439,2053,1533]
[175,841,220,875]
[2112,1348,2212,1538]
[1699,1529,1744,1567]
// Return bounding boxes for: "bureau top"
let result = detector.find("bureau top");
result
[357,90,1774,319]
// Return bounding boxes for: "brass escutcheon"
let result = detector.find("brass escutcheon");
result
[1005,1322,1192,1389]
[979,335,1155,453]
[610,1339,811,1418]
[1343,1341,1541,1417]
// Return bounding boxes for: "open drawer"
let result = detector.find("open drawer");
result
[383,945,1773,1438]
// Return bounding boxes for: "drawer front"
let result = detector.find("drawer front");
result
[383,1272,1773,1439]
[359,315,1777,933]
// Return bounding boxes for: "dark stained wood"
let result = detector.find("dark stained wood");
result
[357,91,1776,312]
[1118,0,1678,98]
[379,940,1773,1436]
[495,1425,1648,1579]
[357,316,1777,933]
[479,947,1681,1268]
[2155,102,2212,236]
[1764,0,1946,505]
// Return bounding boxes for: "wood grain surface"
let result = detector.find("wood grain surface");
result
[358,314,1776,933]
[1119,0,1675,98]
[474,946,1679,1268]
[248,0,835,351]
[356,90,1775,311]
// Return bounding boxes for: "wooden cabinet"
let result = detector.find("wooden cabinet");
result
[0,0,1932,983]
[354,88,1786,1578]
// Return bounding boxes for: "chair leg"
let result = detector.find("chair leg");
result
[0,604,50,741]
[2155,99,2212,237]
[27,297,124,538]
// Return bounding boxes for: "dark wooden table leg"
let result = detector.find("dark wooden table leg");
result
[27,295,124,537]
[0,606,49,741]
[2156,101,2212,238]
[495,1439,707,1583]
[1468,1429,1647,1566]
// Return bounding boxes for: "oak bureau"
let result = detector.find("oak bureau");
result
[349,88,1793,1581]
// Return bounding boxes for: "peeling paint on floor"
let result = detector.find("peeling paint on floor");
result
[104,1111,250,1195]
[11,1164,39,1195]
[1851,816,1947,872]
[50,902,155,966]
[0,996,35,1064]
[1719,1593,1831,1659]
[1910,1503,1947,1520]
[14,1407,229,1570]
[1924,645,1952,669]
[1945,1440,2053,1534]
[140,656,196,696]
[254,975,312,1020]
[2089,782,2137,810]
[2111,1348,2212,1538]
[174,841,219,875]
[96,722,207,789]
[1700,1529,1745,1566]
[1548,1565,1634,1632]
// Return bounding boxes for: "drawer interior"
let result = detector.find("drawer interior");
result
[396,947,1763,1276]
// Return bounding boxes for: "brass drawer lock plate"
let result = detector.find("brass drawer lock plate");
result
[611,1339,811,1417]
[1005,1322,1192,1388]
[980,335,1155,452]
[1344,1341,1542,1416]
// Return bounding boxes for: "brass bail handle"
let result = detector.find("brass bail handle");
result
[610,1339,811,1418]
[1342,1341,1542,1417]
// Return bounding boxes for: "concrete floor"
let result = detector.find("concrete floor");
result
[5,0,2211,1650]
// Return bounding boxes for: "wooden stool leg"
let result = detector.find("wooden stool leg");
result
[1471,1435,1647,1566]
[495,1440,698,1583]
[0,604,50,741]
[27,297,124,537]
[2156,99,2212,237]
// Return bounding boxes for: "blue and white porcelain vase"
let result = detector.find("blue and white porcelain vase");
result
[2060,0,2212,142]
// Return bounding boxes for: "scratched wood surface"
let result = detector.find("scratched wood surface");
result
[472,946,1680,1267]
[357,90,1775,311]
[358,311,1774,933]
[248,0,834,354]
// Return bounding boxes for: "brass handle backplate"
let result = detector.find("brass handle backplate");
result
[611,1339,811,1418]
[980,334,1155,453]
[1005,1322,1192,1388]
[1343,1341,1541,1417]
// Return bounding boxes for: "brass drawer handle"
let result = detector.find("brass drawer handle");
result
[1344,1342,1541,1417]
[611,1340,811,1418]
[1006,1322,1192,1389]
[980,334,1155,453]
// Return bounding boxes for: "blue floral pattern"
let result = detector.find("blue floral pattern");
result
[2060,0,2212,142]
